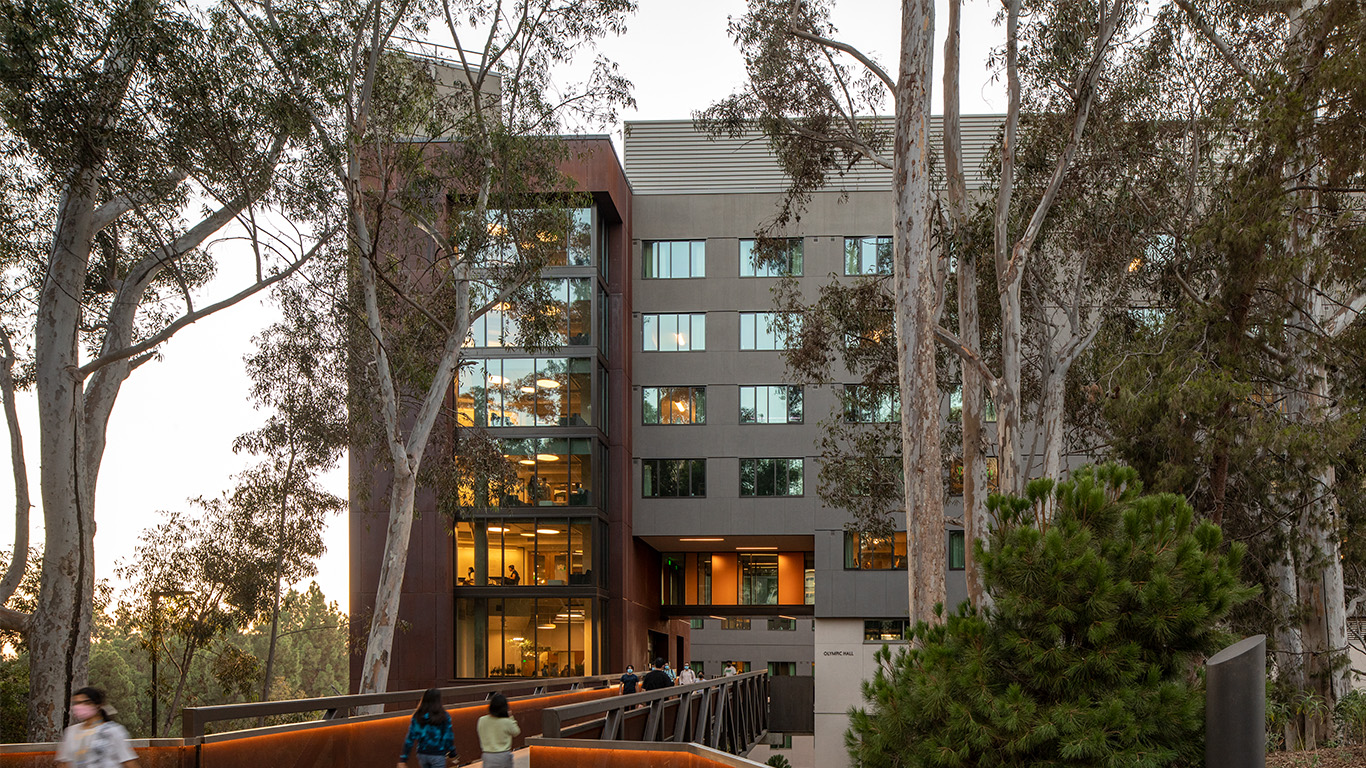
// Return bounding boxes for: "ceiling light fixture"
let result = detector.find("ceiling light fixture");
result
[535,453,559,461]
[536,378,561,389]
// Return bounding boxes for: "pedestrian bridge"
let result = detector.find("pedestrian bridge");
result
[0,672,771,768]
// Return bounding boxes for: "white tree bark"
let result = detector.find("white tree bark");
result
[943,0,987,610]
[893,0,946,626]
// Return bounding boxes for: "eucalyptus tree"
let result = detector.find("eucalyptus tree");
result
[699,0,1135,617]
[232,289,346,706]
[0,0,338,738]
[1091,0,1366,746]
[229,0,635,697]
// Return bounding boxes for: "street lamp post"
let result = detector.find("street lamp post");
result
[149,588,191,738]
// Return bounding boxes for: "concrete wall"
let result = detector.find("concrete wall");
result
[813,618,905,768]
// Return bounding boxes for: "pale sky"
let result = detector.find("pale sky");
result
[0,0,1004,614]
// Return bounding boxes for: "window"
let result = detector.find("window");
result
[947,457,1000,495]
[643,313,705,352]
[740,238,803,277]
[863,619,910,643]
[844,384,900,423]
[490,438,595,508]
[643,240,705,279]
[473,207,594,267]
[697,554,712,604]
[740,312,795,350]
[642,459,706,497]
[467,278,593,347]
[949,530,966,570]
[739,385,803,424]
[454,518,596,587]
[740,458,804,497]
[768,662,797,676]
[457,358,591,428]
[845,236,893,275]
[662,553,685,605]
[844,532,908,570]
[767,618,797,631]
[643,386,706,425]
[455,596,596,677]
[948,385,998,423]
[689,618,705,630]
[740,554,779,605]
[722,618,751,630]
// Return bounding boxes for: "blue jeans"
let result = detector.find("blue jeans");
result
[416,754,447,768]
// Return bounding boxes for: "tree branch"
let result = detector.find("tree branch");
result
[78,224,340,378]
[935,324,1000,394]
[0,605,29,633]
[785,27,895,93]
[91,169,190,233]
[0,330,30,606]
[1172,0,1254,85]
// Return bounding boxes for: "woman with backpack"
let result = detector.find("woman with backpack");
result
[398,689,457,768]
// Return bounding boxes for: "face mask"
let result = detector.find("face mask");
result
[72,703,98,722]
[626,668,633,673]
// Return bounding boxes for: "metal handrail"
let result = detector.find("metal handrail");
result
[181,675,618,739]
[541,671,769,755]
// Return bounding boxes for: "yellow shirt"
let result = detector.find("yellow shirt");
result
[476,714,521,753]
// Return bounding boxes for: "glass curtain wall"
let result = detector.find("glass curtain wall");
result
[455,519,597,586]
[456,597,596,677]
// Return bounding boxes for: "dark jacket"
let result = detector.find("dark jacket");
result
[400,711,456,760]
[641,669,673,690]
[619,671,640,694]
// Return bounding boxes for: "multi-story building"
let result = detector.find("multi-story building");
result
[350,117,1001,768]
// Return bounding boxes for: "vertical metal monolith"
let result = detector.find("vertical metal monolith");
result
[1206,634,1267,768]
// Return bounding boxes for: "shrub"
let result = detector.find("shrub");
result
[846,463,1255,768]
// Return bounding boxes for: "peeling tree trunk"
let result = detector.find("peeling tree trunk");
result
[1040,353,1067,483]
[893,0,946,627]
[943,0,986,610]
[958,266,987,608]
[29,169,99,741]
[1271,550,1307,748]
[358,466,419,697]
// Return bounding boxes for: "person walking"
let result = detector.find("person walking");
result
[723,661,737,677]
[641,658,673,691]
[677,664,697,685]
[398,689,456,768]
[56,687,139,768]
[619,664,640,695]
[663,662,677,684]
[477,692,521,768]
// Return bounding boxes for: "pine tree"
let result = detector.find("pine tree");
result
[847,464,1255,768]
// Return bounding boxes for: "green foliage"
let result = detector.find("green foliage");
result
[1334,690,1366,747]
[91,583,346,738]
[765,755,793,768]
[0,652,26,743]
[846,464,1255,768]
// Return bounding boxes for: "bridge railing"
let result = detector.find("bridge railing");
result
[540,671,768,755]
[181,675,618,738]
